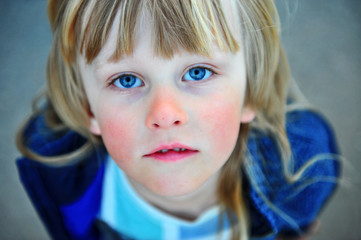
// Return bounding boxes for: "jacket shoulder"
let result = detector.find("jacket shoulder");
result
[16,113,107,239]
[286,110,339,165]
[247,110,341,237]
[19,112,87,157]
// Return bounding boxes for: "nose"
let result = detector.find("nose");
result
[145,89,188,130]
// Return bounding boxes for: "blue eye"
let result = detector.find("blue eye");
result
[113,75,143,89]
[183,67,212,81]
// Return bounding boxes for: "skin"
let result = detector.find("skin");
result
[77,1,322,237]
[79,1,255,220]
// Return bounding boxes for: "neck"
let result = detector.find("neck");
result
[127,172,220,221]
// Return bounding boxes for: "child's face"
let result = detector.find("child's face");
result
[79,7,254,197]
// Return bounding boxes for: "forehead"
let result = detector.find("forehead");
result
[78,0,241,64]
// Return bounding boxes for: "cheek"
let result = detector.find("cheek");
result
[97,111,137,164]
[200,95,242,157]
[211,107,240,153]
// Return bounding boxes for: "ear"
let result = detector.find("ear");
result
[89,117,101,135]
[240,106,255,123]
[88,110,101,135]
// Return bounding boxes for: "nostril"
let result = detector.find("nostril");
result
[151,121,180,129]
[146,109,187,129]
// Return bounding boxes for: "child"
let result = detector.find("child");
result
[16,0,340,239]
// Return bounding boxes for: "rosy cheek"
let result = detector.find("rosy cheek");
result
[215,109,240,152]
[201,97,241,155]
[99,117,136,164]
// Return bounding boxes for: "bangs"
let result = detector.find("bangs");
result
[75,0,239,63]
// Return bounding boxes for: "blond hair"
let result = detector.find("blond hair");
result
[17,0,292,239]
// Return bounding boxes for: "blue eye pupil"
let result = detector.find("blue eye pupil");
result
[189,68,206,80]
[114,67,211,89]
[120,75,136,88]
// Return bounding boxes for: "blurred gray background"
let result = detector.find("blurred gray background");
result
[0,0,360,239]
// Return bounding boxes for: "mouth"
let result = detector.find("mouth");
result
[144,143,199,162]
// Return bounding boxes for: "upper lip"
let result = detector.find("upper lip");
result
[144,143,197,156]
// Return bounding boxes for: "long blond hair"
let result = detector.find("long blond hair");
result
[17,1,291,239]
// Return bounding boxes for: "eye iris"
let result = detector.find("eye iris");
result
[190,68,206,80]
[120,75,136,88]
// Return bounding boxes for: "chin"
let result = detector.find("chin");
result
[145,177,206,198]
[152,188,194,198]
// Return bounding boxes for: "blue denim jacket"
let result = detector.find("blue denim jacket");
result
[16,110,340,240]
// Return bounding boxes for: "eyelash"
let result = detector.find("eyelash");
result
[107,65,217,90]
[109,74,143,89]
[182,65,217,82]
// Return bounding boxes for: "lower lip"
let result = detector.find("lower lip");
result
[144,150,198,162]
